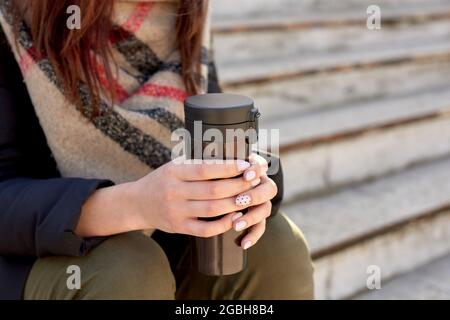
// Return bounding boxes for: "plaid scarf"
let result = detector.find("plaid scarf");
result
[0,0,211,183]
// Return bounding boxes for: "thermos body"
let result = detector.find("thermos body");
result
[184,93,259,276]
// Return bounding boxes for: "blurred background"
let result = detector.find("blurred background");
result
[211,0,450,299]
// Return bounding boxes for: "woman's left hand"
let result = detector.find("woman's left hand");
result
[232,153,277,250]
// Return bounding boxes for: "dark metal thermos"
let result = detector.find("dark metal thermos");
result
[184,93,260,276]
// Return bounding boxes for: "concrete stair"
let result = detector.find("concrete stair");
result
[212,0,450,31]
[212,0,450,299]
[353,254,450,300]
[283,158,450,299]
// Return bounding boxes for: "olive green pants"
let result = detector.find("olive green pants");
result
[24,212,314,300]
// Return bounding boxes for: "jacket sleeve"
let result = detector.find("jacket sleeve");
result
[0,32,114,257]
[0,178,113,257]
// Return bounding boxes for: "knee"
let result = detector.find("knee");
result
[248,213,315,299]
[80,232,176,299]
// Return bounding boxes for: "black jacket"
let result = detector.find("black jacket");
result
[0,32,283,300]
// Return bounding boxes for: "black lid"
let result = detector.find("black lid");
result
[184,93,256,125]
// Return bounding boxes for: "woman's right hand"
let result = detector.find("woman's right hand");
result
[129,158,261,238]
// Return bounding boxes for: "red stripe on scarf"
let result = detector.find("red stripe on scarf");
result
[20,48,44,76]
[109,3,154,44]
[19,52,34,75]
[95,62,129,102]
[134,83,188,102]
[122,2,154,34]
[95,62,187,103]
[23,45,186,104]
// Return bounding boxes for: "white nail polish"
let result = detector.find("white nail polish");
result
[243,241,252,250]
[235,220,247,231]
[232,212,243,221]
[245,170,256,181]
[251,178,261,187]
[236,194,251,206]
[237,160,250,172]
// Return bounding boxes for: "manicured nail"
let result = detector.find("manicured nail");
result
[250,178,261,187]
[232,212,243,221]
[237,160,251,172]
[235,220,247,232]
[236,194,251,206]
[243,240,252,250]
[245,170,256,181]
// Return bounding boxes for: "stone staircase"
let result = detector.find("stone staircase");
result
[211,0,450,299]
[354,253,450,299]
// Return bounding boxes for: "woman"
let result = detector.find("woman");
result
[0,0,314,299]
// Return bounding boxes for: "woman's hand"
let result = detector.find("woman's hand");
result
[130,153,277,249]
[76,153,277,250]
[232,153,276,250]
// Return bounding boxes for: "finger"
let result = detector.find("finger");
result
[182,212,235,238]
[182,176,262,200]
[233,201,271,232]
[240,219,267,250]
[188,176,275,218]
[169,159,251,181]
[242,153,269,182]
[234,175,277,209]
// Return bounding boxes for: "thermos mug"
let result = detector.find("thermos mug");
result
[184,93,260,276]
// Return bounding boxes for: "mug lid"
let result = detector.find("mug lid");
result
[184,93,256,125]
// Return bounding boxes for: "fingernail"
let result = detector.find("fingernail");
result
[237,160,251,172]
[235,220,247,232]
[245,170,256,181]
[250,178,261,187]
[243,240,252,250]
[236,194,251,206]
[232,212,243,221]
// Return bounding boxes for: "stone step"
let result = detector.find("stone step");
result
[212,0,450,31]
[281,114,450,201]
[215,21,450,65]
[313,209,450,299]
[283,157,450,255]
[282,157,450,299]
[270,85,450,149]
[231,59,450,124]
[353,254,450,300]
[270,84,450,201]
[214,19,450,74]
